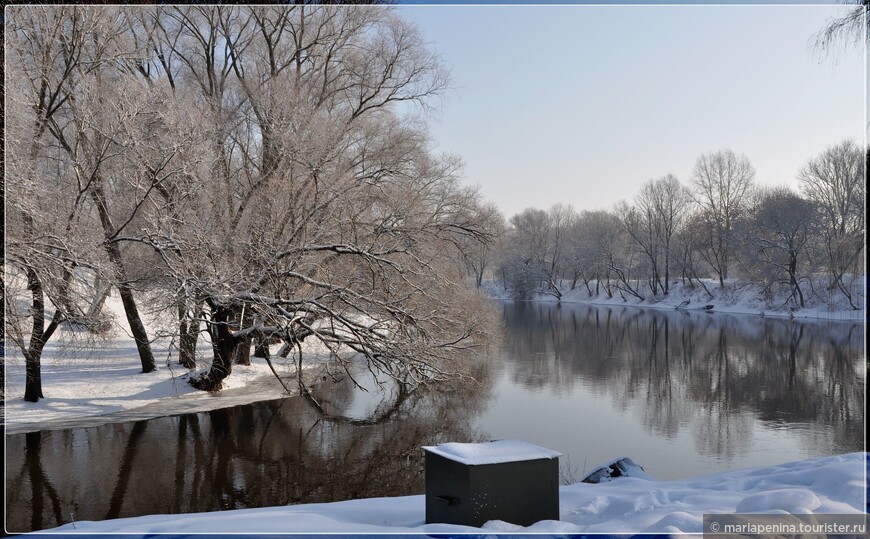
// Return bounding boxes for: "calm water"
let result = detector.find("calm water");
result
[5,302,865,532]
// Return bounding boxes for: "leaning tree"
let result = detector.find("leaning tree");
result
[127,5,498,392]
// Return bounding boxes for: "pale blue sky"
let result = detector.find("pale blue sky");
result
[398,5,865,217]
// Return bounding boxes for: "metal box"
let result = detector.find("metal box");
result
[423,440,561,527]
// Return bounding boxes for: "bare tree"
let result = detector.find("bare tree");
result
[648,175,692,295]
[501,208,552,300]
[691,150,756,287]
[797,139,865,309]
[545,204,577,301]
[125,6,494,392]
[459,203,505,287]
[5,36,110,401]
[583,210,640,300]
[499,205,575,301]
[742,187,818,308]
[813,0,869,56]
[565,213,599,296]
[6,5,497,400]
[617,175,691,297]
[7,6,160,373]
[672,211,714,298]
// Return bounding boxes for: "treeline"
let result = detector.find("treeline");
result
[481,145,865,309]
[5,5,499,402]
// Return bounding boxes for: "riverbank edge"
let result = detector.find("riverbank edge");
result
[3,367,318,435]
[5,281,864,434]
[37,452,868,535]
[480,279,865,322]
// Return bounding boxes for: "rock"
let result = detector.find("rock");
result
[581,457,653,484]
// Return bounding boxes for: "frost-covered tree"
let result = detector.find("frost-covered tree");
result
[123,5,496,392]
[565,212,601,296]
[797,139,865,309]
[7,6,162,374]
[499,205,576,301]
[500,208,552,299]
[691,150,756,286]
[583,210,636,300]
[672,211,714,297]
[544,204,577,300]
[617,175,692,297]
[5,32,112,402]
[5,5,498,398]
[459,203,505,287]
[742,187,818,308]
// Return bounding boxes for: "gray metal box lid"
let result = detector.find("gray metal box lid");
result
[422,439,562,465]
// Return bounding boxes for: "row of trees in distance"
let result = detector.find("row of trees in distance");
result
[487,143,865,310]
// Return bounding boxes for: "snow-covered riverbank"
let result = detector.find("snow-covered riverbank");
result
[42,452,866,534]
[481,278,865,322]
[3,295,314,434]
[6,280,864,433]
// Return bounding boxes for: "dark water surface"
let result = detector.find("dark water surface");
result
[5,302,865,532]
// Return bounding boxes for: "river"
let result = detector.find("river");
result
[5,302,864,532]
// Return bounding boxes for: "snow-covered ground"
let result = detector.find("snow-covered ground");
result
[44,452,866,534]
[3,293,308,434]
[481,278,865,322]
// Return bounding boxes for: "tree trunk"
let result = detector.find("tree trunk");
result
[191,305,241,391]
[84,279,112,329]
[254,338,271,359]
[663,249,671,295]
[788,253,805,308]
[23,269,61,403]
[235,336,252,365]
[116,281,156,373]
[23,350,43,403]
[89,182,156,373]
[178,302,201,369]
[24,270,45,402]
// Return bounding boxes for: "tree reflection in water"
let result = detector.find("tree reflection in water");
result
[500,302,864,461]
[6,304,864,533]
[5,361,494,533]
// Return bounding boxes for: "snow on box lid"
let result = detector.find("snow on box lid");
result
[422,439,562,466]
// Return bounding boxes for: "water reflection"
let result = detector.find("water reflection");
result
[6,303,864,532]
[5,365,493,533]
[498,303,864,463]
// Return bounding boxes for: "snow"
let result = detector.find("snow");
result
[3,293,310,434]
[43,452,865,534]
[423,439,562,465]
[481,278,865,322]
[734,489,821,513]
